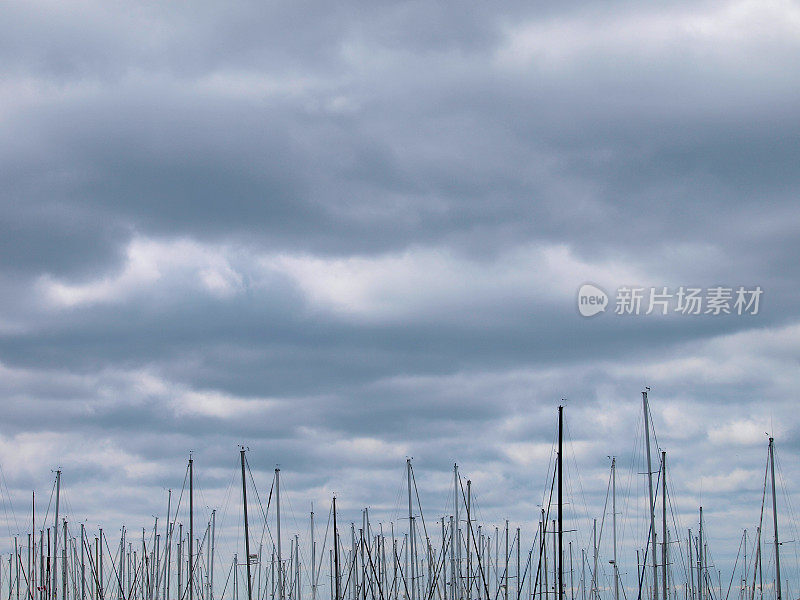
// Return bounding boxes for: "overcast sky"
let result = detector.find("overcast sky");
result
[1,0,800,595]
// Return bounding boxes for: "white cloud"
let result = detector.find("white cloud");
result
[497,0,800,71]
[688,467,761,494]
[264,243,647,321]
[39,237,245,307]
[709,419,774,446]
[173,389,278,419]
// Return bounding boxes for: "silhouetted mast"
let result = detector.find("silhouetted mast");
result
[769,438,781,600]
[52,470,60,600]
[333,496,340,600]
[408,459,417,600]
[662,451,667,600]
[558,405,564,600]
[241,449,253,600]
[277,468,283,600]
[189,456,194,600]
[612,457,618,600]
[642,390,658,600]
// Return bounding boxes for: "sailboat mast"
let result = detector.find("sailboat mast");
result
[698,509,703,600]
[53,470,60,600]
[311,506,316,600]
[454,464,460,600]
[642,390,658,600]
[189,456,194,600]
[592,520,597,600]
[211,510,216,600]
[80,524,84,600]
[612,458,618,600]
[408,459,416,600]
[466,480,471,600]
[662,451,667,600]
[768,438,781,600]
[31,492,35,600]
[241,449,253,600]
[558,405,563,600]
[276,468,283,600]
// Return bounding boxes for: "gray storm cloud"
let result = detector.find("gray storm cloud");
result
[0,0,798,589]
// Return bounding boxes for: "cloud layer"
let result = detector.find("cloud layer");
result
[1,0,799,594]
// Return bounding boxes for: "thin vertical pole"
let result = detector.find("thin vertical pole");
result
[592,521,597,600]
[569,543,573,600]
[120,527,125,600]
[257,542,263,600]
[31,494,35,600]
[662,452,667,600]
[466,482,471,600]
[612,458,618,600]
[542,515,547,600]
[40,532,44,600]
[454,466,460,600]
[580,550,585,600]
[241,450,253,600]
[81,523,86,600]
[743,530,748,600]
[333,498,340,600]
[276,470,283,600]
[178,525,183,600]
[99,529,103,600]
[165,490,172,600]
[698,510,703,600]
[27,534,31,600]
[210,511,216,600]
[61,523,66,600]
[757,527,763,600]
[769,439,781,600]
[642,391,658,600]
[53,472,61,600]
[552,521,556,600]
[295,536,300,600]
[558,406,563,600]
[408,460,415,600]
[450,518,456,600]
[516,529,520,600]
[311,507,316,600]
[687,531,693,600]
[504,522,508,600]
[189,458,194,600]
[15,537,19,600]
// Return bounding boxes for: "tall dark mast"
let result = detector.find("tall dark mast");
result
[661,452,667,600]
[333,496,341,600]
[558,405,564,600]
[189,456,194,600]
[241,449,253,600]
[642,389,658,600]
[769,438,781,600]
[53,470,60,600]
